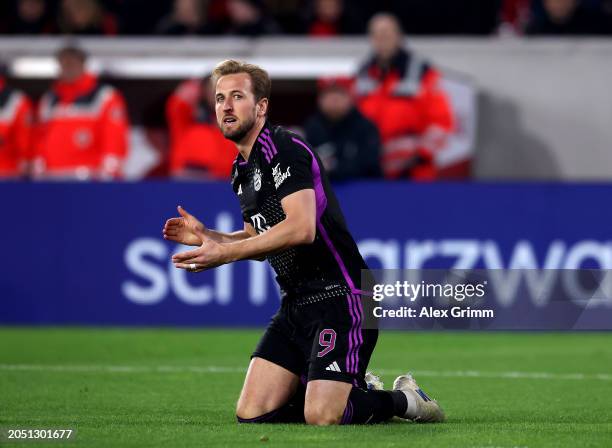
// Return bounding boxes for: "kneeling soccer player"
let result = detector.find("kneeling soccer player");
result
[163,59,444,425]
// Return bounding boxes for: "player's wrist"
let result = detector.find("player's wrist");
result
[201,228,222,244]
[222,240,242,264]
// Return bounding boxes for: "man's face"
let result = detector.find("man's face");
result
[369,16,402,62]
[318,88,352,122]
[175,0,202,24]
[215,72,260,143]
[316,0,342,22]
[227,0,259,25]
[19,0,45,22]
[58,53,85,82]
[544,0,577,23]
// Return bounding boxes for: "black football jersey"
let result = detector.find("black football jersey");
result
[231,121,369,302]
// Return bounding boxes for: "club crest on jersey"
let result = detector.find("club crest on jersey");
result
[253,168,262,191]
[272,163,291,189]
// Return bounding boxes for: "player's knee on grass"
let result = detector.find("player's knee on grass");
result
[236,408,279,423]
[304,379,351,425]
[235,390,296,421]
[236,357,302,421]
[236,398,277,421]
[235,404,258,421]
[304,399,345,426]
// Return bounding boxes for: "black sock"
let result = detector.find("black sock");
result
[236,385,407,425]
[341,387,400,424]
[389,390,408,416]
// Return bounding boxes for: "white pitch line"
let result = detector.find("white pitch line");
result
[385,369,612,381]
[0,364,611,381]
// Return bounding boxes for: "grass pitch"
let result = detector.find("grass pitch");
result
[1,328,611,447]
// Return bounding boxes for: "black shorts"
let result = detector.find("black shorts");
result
[252,293,378,388]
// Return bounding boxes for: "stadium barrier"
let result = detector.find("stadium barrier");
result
[1,181,611,329]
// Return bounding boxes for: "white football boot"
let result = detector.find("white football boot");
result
[365,371,384,391]
[393,373,445,423]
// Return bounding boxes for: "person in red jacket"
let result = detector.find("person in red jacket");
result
[166,76,237,179]
[0,64,33,178]
[34,45,129,180]
[355,13,453,180]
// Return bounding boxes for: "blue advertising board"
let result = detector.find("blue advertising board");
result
[1,181,611,329]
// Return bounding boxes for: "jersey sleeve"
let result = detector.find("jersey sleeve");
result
[266,132,315,200]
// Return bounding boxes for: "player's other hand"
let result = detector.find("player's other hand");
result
[172,236,227,272]
[163,205,207,246]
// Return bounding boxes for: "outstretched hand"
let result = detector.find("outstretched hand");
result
[163,206,207,247]
[172,235,229,272]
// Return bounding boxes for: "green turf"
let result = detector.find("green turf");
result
[1,328,611,447]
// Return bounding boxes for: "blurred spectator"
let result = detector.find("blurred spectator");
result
[0,64,34,178]
[354,13,453,180]
[303,77,381,181]
[58,0,118,35]
[34,45,129,180]
[526,0,611,34]
[362,0,500,35]
[498,0,532,34]
[166,76,236,179]
[307,0,364,36]
[114,0,172,35]
[264,0,306,34]
[209,0,280,36]
[156,0,211,35]
[0,1,546,36]
[2,0,57,35]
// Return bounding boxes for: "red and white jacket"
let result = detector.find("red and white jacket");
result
[0,77,33,178]
[355,49,454,180]
[34,73,129,180]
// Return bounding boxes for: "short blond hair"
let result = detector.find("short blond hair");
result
[211,59,271,102]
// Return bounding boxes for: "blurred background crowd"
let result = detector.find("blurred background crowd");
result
[0,0,611,182]
[1,0,611,38]
[0,10,461,182]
